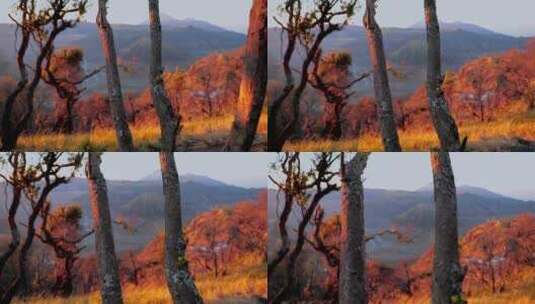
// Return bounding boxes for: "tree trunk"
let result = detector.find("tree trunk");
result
[159,152,203,304]
[424,0,462,151]
[96,0,134,151]
[86,153,124,304]
[430,152,465,304]
[363,0,401,152]
[338,153,369,304]
[0,187,22,276]
[225,0,267,151]
[148,0,179,151]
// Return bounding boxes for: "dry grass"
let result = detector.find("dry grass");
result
[284,113,535,152]
[14,268,266,304]
[17,113,267,151]
[15,253,266,304]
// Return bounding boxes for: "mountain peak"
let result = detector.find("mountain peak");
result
[140,15,227,32]
[141,171,228,187]
[409,20,499,35]
[416,183,508,199]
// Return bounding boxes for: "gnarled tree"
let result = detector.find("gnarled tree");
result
[42,47,104,134]
[363,0,401,151]
[424,0,463,151]
[308,51,371,140]
[148,0,180,151]
[97,0,134,151]
[0,0,88,150]
[225,0,267,151]
[0,152,83,303]
[268,0,357,151]
[268,152,340,304]
[159,152,203,304]
[36,203,94,297]
[86,153,124,304]
[430,152,465,303]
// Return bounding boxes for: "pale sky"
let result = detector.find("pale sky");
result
[99,152,270,188]
[0,0,252,32]
[269,153,535,199]
[269,0,535,36]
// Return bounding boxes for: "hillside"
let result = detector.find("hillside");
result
[268,186,535,264]
[0,177,262,252]
[268,23,528,96]
[0,18,245,92]
[404,213,535,302]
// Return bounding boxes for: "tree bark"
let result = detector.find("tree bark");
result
[225,0,267,151]
[96,0,134,151]
[159,152,203,304]
[86,153,124,304]
[430,152,465,304]
[424,0,462,151]
[363,0,401,152]
[338,153,369,304]
[148,0,179,151]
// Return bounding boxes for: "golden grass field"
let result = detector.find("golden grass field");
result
[17,113,267,151]
[15,255,266,304]
[285,112,535,152]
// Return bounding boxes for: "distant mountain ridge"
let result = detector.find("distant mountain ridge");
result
[141,171,229,187]
[0,177,263,252]
[268,185,535,264]
[0,19,246,89]
[140,14,229,32]
[268,21,528,96]
[409,20,500,35]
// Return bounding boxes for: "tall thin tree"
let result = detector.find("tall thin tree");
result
[424,0,463,151]
[97,0,134,151]
[159,152,203,304]
[363,0,401,151]
[430,152,465,303]
[148,0,180,151]
[225,0,268,151]
[338,153,369,304]
[86,153,124,304]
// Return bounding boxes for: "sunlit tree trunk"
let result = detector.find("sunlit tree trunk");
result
[148,0,179,151]
[339,153,369,304]
[159,152,203,304]
[424,0,462,151]
[96,0,134,151]
[86,153,124,304]
[226,0,267,151]
[430,152,465,303]
[363,0,401,152]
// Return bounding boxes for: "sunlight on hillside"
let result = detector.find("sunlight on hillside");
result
[16,113,267,151]
[284,112,535,152]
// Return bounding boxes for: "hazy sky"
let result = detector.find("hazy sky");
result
[98,152,270,188]
[269,0,535,36]
[0,0,252,32]
[269,153,535,199]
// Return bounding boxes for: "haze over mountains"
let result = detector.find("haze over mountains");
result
[0,16,245,91]
[268,185,535,264]
[268,21,530,96]
[0,175,263,252]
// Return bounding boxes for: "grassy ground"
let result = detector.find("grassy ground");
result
[17,114,267,151]
[14,265,266,304]
[285,112,535,152]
